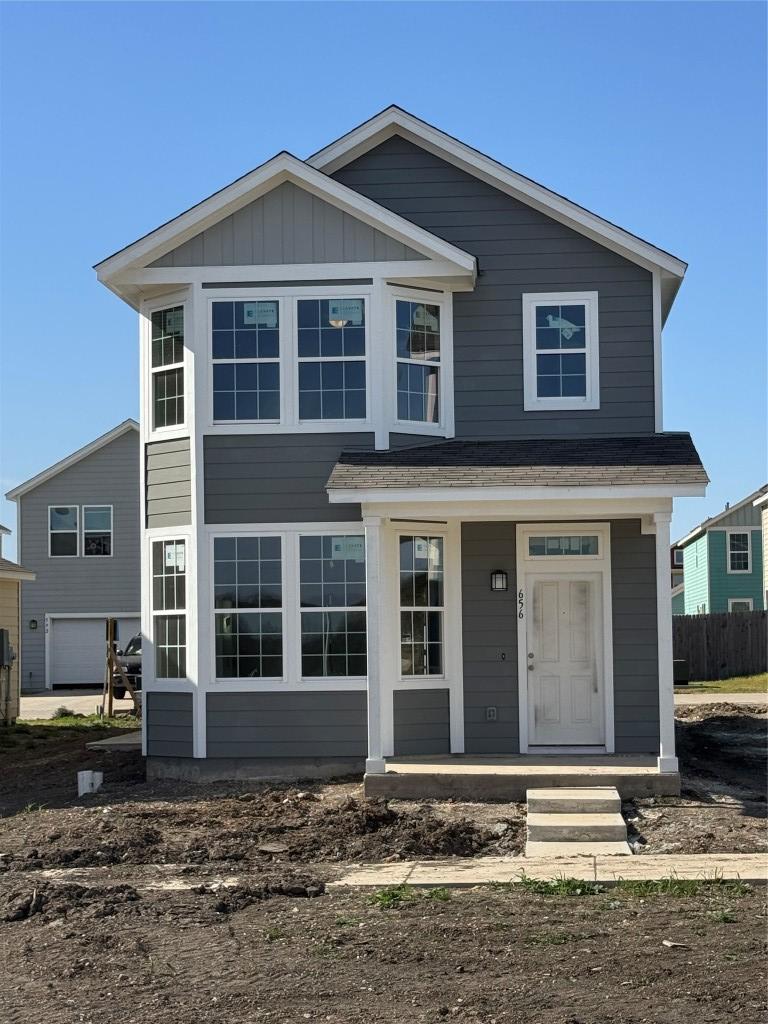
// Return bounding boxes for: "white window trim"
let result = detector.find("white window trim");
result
[395,530,447,682]
[48,504,79,558]
[208,524,368,690]
[389,287,454,437]
[141,296,189,440]
[728,597,754,612]
[673,549,684,566]
[82,504,114,559]
[525,532,602,560]
[726,530,752,574]
[151,537,189,682]
[522,291,600,412]
[205,286,374,434]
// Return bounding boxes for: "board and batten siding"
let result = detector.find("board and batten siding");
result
[203,433,374,524]
[146,691,193,757]
[333,136,656,438]
[149,181,424,268]
[610,519,659,754]
[18,428,140,692]
[206,691,367,758]
[145,438,192,529]
[393,688,450,756]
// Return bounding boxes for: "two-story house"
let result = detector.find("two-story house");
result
[675,484,767,615]
[5,420,141,692]
[95,108,707,795]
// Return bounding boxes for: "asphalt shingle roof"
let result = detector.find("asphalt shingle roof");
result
[327,433,708,490]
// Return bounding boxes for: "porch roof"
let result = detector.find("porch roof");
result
[327,433,708,491]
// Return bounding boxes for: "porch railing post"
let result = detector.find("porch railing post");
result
[654,511,678,772]
[364,516,386,774]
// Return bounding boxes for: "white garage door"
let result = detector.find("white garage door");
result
[49,616,140,687]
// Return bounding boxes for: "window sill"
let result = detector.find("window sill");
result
[211,678,368,691]
[205,421,375,435]
[523,397,600,412]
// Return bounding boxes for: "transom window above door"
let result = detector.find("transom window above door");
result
[522,292,599,411]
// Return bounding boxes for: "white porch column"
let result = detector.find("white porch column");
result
[364,516,387,773]
[654,511,678,772]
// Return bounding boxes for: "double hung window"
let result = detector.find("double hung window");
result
[49,506,78,557]
[83,506,112,557]
[522,292,599,410]
[212,300,280,421]
[396,300,441,424]
[152,539,187,678]
[399,535,444,676]
[728,532,751,573]
[151,306,185,428]
[297,298,367,420]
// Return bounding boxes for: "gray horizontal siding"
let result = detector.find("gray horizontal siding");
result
[204,433,374,523]
[333,136,656,437]
[146,691,193,757]
[461,522,519,754]
[206,690,367,757]
[611,519,659,754]
[145,437,192,529]
[393,688,450,756]
[150,181,423,268]
[18,428,140,692]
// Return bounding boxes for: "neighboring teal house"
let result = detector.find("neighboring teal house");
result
[675,484,767,614]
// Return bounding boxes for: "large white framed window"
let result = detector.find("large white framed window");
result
[297,298,367,421]
[727,531,751,573]
[83,505,113,557]
[152,538,187,679]
[399,535,445,677]
[48,505,78,558]
[211,300,281,422]
[299,534,367,678]
[728,597,753,612]
[522,291,599,411]
[213,536,283,680]
[150,305,185,429]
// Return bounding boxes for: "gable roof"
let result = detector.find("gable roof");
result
[675,483,768,547]
[5,419,139,502]
[309,106,687,318]
[94,151,476,307]
[0,557,35,582]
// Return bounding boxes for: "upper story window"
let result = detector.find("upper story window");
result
[728,531,751,573]
[151,306,185,429]
[83,505,112,557]
[49,506,78,557]
[522,292,599,411]
[297,298,366,420]
[212,300,280,421]
[673,549,684,566]
[396,300,441,424]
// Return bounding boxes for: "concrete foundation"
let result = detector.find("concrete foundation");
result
[146,755,364,783]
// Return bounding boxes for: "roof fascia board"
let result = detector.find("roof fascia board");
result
[96,153,476,284]
[308,109,687,281]
[6,419,139,502]
[328,482,707,504]
[0,566,36,581]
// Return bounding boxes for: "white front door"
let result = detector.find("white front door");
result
[526,573,604,746]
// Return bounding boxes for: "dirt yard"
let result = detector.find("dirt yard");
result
[0,703,766,1022]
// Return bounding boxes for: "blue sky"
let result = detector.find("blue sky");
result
[1,1,765,558]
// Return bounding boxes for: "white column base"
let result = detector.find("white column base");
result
[365,757,387,774]
[657,755,679,773]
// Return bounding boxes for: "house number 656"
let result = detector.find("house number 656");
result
[518,590,524,619]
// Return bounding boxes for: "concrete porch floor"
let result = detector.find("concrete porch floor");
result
[365,754,679,800]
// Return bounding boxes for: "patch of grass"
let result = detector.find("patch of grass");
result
[614,876,751,898]
[21,802,47,813]
[682,673,767,694]
[264,926,287,943]
[20,714,137,730]
[423,887,452,902]
[493,875,606,896]
[707,909,737,923]
[368,884,453,909]
[527,930,576,946]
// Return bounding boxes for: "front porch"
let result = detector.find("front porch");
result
[365,753,680,800]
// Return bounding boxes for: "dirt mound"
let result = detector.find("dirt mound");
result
[2,881,139,922]
[676,702,768,720]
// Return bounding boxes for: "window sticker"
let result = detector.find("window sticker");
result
[328,298,364,326]
[242,301,278,328]
[331,536,366,562]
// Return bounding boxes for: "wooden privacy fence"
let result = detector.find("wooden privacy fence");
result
[673,610,767,681]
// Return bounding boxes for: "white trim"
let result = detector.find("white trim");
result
[726,529,753,575]
[652,269,663,431]
[522,292,599,412]
[653,511,677,772]
[0,565,35,582]
[95,152,476,292]
[43,611,141,691]
[728,597,754,612]
[47,505,79,559]
[308,106,687,286]
[515,522,614,754]
[331,483,707,504]
[675,485,768,547]
[142,297,189,442]
[672,548,684,566]
[671,582,685,599]
[6,420,138,502]
[82,504,114,559]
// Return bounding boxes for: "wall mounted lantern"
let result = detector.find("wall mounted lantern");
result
[29,619,38,631]
[490,570,508,592]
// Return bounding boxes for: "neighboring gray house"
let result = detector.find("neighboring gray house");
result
[94,107,707,793]
[5,420,140,692]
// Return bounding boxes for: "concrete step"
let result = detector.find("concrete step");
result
[525,840,632,858]
[527,811,628,843]
[527,786,621,815]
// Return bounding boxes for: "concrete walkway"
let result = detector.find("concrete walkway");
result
[675,690,767,705]
[19,689,135,720]
[329,852,768,889]
[86,731,142,751]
